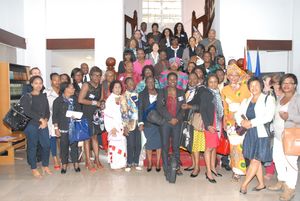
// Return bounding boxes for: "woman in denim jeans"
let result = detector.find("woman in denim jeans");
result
[21,76,51,178]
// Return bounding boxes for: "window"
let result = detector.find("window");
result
[142,0,182,30]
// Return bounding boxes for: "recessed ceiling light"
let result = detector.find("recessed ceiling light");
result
[86,55,92,60]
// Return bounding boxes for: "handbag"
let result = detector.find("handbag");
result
[282,127,300,156]
[69,118,91,144]
[191,112,204,131]
[180,110,194,153]
[3,94,31,131]
[235,114,247,136]
[217,133,230,155]
[147,110,166,126]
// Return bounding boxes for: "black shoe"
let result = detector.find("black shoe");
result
[212,170,222,177]
[205,173,216,183]
[190,172,199,178]
[156,167,161,172]
[221,163,232,171]
[252,185,266,191]
[184,167,194,171]
[176,169,183,176]
[147,167,152,172]
[61,169,67,174]
[240,188,247,194]
[75,167,81,172]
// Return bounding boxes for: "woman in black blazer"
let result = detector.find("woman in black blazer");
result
[157,72,185,176]
[52,82,81,174]
[138,76,162,172]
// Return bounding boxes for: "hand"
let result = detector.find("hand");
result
[123,127,129,136]
[111,128,117,136]
[168,118,178,126]
[241,120,252,129]
[39,118,48,129]
[207,126,216,133]
[181,103,191,110]
[279,112,289,121]
[96,101,101,107]
[55,129,61,137]
[138,125,144,132]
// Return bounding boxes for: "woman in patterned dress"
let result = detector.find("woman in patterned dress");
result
[221,64,251,181]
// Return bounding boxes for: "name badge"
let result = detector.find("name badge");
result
[181,34,185,37]
[178,96,184,102]
[89,94,95,99]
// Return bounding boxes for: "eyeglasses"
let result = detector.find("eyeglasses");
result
[282,82,295,85]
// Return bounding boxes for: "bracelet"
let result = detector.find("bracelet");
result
[92,100,97,106]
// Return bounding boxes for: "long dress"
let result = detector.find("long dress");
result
[104,93,127,169]
[221,83,251,175]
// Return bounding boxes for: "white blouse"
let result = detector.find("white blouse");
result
[273,100,289,140]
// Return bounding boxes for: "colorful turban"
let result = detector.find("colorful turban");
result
[226,64,246,76]
[169,57,181,66]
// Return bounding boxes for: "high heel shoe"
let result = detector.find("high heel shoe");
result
[240,186,247,194]
[61,168,67,174]
[147,167,152,172]
[211,170,222,177]
[205,173,216,183]
[74,164,81,172]
[184,166,194,171]
[156,166,161,172]
[190,170,199,178]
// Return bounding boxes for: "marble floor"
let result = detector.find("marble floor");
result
[0,150,299,201]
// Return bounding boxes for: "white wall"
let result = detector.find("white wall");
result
[291,0,300,90]
[0,0,24,37]
[46,0,123,71]
[217,0,293,73]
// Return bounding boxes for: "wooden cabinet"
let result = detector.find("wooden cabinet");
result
[0,62,29,164]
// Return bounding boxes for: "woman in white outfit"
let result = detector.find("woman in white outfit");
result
[268,73,300,201]
[104,80,127,169]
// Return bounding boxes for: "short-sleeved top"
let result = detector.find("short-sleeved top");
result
[82,82,102,122]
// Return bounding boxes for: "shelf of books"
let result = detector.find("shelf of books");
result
[0,62,30,135]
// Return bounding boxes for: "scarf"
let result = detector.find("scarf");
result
[210,89,223,120]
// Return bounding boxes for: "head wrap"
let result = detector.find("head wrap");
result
[169,57,181,67]
[226,64,246,76]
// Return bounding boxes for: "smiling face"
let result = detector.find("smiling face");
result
[152,43,159,52]
[125,78,135,91]
[90,72,101,84]
[112,83,122,95]
[105,70,115,83]
[249,80,262,96]
[167,74,177,88]
[281,77,296,94]
[51,75,61,89]
[31,77,43,92]
[137,49,145,60]
[146,77,155,90]
[228,72,240,85]
[124,62,133,74]
[144,67,153,78]
[203,52,212,63]
[65,83,75,97]
[189,37,196,48]
[81,64,89,75]
[188,73,199,87]
[207,76,219,90]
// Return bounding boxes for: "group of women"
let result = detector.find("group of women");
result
[19,24,300,201]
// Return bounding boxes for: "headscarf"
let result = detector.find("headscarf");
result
[226,64,246,76]
[169,57,181,67]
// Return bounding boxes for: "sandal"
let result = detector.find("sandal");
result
[32,169,42,178]
[86,163,97,172]
[232,174,240,182]
[42,167,53,175]
[95,161,103,169]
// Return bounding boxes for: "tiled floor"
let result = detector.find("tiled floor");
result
[0,150,299,201]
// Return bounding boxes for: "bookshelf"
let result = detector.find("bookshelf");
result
[0,62,30,136]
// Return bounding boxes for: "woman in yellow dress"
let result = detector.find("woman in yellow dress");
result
[221,64,250,181]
